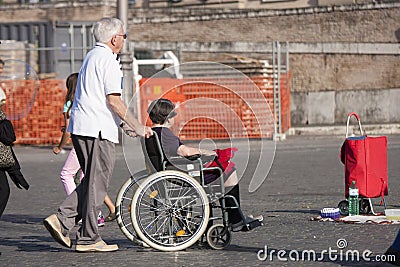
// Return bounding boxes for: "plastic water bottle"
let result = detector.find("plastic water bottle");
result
[348,180,359,216]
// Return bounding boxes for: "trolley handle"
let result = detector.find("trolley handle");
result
[346,112,364,138]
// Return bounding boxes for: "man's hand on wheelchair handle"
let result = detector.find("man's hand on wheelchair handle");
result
[120,122,152,138]
[144,126,153,138]
[130,125,153,138]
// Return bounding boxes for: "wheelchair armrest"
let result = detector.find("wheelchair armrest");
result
[168,156,202,166]
[184,154,201,161]
[169,154,216,162]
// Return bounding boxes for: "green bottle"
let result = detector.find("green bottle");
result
[348,181,359,216]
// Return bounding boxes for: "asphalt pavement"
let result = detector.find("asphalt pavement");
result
[1,135,399,267]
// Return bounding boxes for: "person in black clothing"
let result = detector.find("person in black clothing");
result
[0,87,29,218]
[146,98,262,231]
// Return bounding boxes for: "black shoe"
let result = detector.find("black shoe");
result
[231,215,263,232]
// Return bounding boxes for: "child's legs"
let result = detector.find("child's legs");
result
[60,148,82,196]
[104,195,115,214]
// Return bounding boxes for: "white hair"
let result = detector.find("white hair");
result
[93,18,124,43]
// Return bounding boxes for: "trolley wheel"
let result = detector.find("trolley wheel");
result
[338,200,349,216]
[115,170,148,246]
[359,199,371,215]
[131,170,210,252]
[206,224,231,250]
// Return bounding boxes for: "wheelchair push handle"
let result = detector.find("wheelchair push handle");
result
[346,112,364,138]
[348,112,360,121]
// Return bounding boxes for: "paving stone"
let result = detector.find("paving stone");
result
[0,135,399,266]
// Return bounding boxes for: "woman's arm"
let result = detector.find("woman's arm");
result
[53,113,71,154]
[0,120,16,146]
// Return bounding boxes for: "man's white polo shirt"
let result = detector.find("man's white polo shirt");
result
[67,43,123,143]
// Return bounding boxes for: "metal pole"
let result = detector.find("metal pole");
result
[286,41,290,74]
[118,0,128,39]
[82,25,87,57]
[272,42,277,139]
[69,24,75,73]
[117,0,134,110]
[286,41,290,131]
[176,42,182,63]
[277,42,282,135]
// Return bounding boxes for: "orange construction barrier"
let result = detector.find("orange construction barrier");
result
[3,79,65,145]
[1,73,290,145]
[139,75,290,140]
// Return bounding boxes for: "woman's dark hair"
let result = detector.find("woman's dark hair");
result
[147,98,177,124]
[65,73,79,115]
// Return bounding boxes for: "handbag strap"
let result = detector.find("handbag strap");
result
[346,112,364,138]
[213,157,224,171]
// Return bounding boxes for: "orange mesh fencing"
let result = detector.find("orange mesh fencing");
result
[1,73,290,145]
[3,79,66,145]
[139,75,290,140]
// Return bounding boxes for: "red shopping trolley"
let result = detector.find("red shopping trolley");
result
[337,112,388,215]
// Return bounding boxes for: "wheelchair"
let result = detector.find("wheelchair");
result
[115,132,262,251]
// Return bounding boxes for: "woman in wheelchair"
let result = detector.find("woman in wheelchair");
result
[146,98,263,232]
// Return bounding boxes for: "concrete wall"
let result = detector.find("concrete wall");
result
[129,3,400,126]
[290,53,400,93]
[0,1,116,22]
[291,88,400,126]
[288,42,400,126]
[129,4,400,43]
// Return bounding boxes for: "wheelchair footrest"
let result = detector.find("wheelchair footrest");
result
[242,219,263,232]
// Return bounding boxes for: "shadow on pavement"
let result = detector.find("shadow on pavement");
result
[0,235,65,252]
[266,209,321,215]
[1,214,44,225]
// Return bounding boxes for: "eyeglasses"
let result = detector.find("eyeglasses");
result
[115,33,127,40]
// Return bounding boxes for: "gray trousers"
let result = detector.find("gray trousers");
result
[57,133,115,245]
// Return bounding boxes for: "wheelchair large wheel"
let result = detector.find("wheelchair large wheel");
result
[131,170,210,252]
[115,170,148,246]
[206,224,231,250]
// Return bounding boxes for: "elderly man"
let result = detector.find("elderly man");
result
[44,18,152,252]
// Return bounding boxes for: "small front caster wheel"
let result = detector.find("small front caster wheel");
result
[206,224,231,250]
